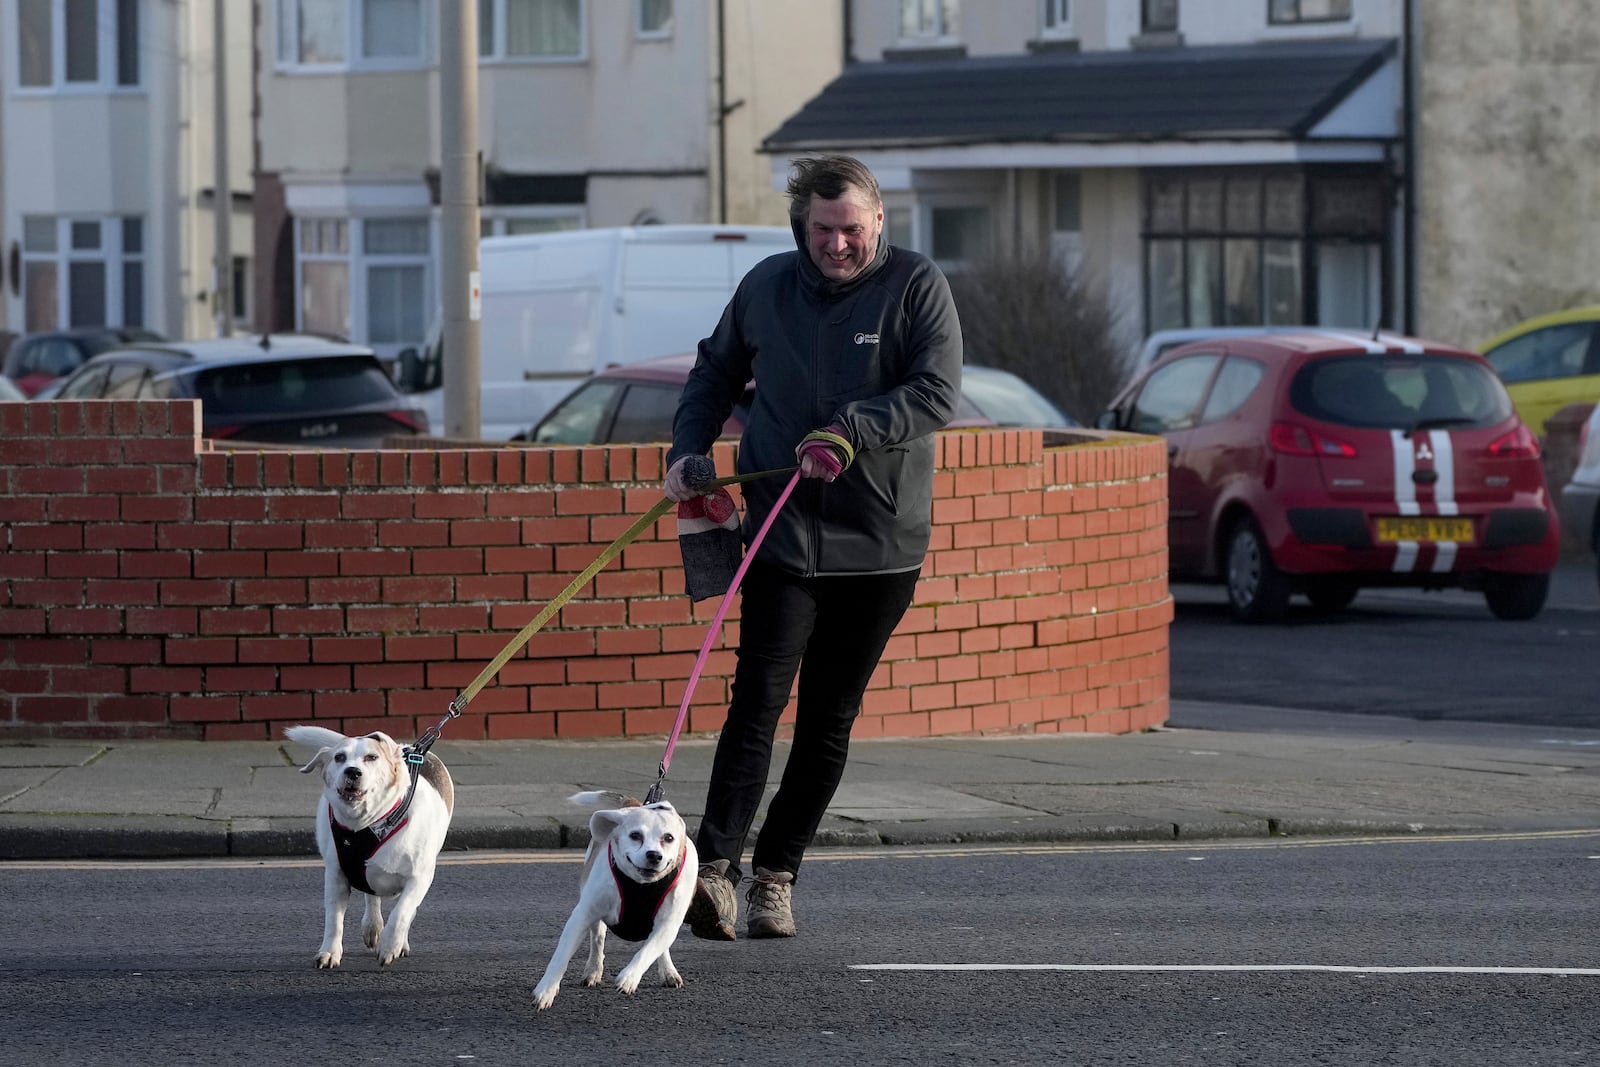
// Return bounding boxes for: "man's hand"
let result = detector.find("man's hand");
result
[665,454,719,501]
[795,426,854,483]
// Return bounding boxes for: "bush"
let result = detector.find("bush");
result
[947,247,1127,425]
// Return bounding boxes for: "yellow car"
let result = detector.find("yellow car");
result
[1478,306,1600,435]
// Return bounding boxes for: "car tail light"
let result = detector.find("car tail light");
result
[386,409,427,433]
[1269,421,1357,458]
[1487,425,1540,458]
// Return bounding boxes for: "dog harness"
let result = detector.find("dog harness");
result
[606,842,686,942]
[329,766,422,895]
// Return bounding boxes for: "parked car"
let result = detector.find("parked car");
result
[1478,306,1600,436]
[1559,401,1600,595]
[520,355,1075,446]
[1,326,166,398]
[1098,331,1560,622]
[45,334,428,448]
[1130,325,1421,381]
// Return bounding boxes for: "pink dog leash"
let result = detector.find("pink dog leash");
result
[644,469,802,805]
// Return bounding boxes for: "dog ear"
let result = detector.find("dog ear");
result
[298,749,330,774]
[588,809,625,845]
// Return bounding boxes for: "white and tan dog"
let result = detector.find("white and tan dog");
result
[284,725,454,969]
[533,792,698,1010]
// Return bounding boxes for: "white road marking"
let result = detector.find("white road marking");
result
[850,964,1600,976]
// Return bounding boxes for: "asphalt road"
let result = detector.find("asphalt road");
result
[5,833,1600,1065]
[1170,558,1600,728]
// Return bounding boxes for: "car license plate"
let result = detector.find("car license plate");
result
[1375,517,1474,543]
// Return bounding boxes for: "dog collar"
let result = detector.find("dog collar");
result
[605,842,687,942]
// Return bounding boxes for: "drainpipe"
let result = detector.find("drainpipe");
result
[1401,0,1418,334]
[717,0,727,223]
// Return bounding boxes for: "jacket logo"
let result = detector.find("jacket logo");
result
[1415,442,1434,462]
[853,332,880,345]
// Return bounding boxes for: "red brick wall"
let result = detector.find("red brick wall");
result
[0,399,1171,741]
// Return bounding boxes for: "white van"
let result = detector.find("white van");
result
[404,224,792,441]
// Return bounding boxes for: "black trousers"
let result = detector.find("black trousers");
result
[695,560,921,883]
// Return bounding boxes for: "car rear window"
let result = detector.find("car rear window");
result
[1290,355,1513,431]
[192,357,398,415]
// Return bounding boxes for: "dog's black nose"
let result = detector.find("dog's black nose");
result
[343,767,361,779]
[644,850,662,866]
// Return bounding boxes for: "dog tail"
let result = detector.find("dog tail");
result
[284,724,346,750]
[569,789,643,808]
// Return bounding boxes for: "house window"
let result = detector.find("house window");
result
[899,0,958,41]
[1268,0,1352,24]
[15,0,139,90]
[363,219,430,351]
[1142,169,1387,333]
[1051,171,1082,269]
[276,0,426,69]
[1142,0,1178,33]
[636,0,671,39]
[20,214,142,330]
[479,0,585,60]
[295,217,432,355]
[232,256,253,327]
[1041,0,1072,36]
[929,205,990,272]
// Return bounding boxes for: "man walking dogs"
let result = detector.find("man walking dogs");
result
[663,155,963,940]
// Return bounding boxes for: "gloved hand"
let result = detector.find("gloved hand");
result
[665,454,718,502]
[676,485,742,602]
[796,425,854,483]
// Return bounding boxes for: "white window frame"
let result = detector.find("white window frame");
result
[19,214,141,328]
[274,0,430,73]
[13,0,140,93]
[635,0,671,40]
[1268,0,1353,25]
[479,0,588,64]
[1041,0,1073,38]
[293,214,434,356]
[898,0,959,44]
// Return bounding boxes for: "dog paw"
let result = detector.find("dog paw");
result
[362,922,384,949]
[377,942,410,967]
[615,969,644,995]
[314,951,341,970]
[581,969,604,987]
[532,983,559,1011]
[660,967,684,989]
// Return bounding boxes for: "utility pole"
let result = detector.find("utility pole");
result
[212,1,231,337]
[440,0,481,439]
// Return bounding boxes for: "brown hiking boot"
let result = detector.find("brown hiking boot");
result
[686,862,737,941]
[745,867,796,939]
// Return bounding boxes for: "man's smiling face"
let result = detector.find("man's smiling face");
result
[805,185,882,283]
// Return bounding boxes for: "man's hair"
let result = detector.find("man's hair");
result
[785,155,882,222]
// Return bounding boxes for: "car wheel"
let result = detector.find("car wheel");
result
[1225,519,1291,623]
[1483,573,1549,621]
[1304,578,1359,614]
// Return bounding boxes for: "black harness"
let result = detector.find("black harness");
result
[606,843,686,942]
[329,760,423,896]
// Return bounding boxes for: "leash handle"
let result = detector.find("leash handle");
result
[657,469,802,784]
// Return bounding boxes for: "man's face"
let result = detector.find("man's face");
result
[805,186,882,283]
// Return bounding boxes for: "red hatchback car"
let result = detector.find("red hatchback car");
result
[1099,331,1560,622]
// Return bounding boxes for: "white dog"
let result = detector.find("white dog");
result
[532,792,698,1010]
[284,725,454,969]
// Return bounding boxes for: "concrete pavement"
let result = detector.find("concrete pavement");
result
[4,700,1600,860]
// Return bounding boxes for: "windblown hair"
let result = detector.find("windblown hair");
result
[785,155,882,221]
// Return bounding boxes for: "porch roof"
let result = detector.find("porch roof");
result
[763,37,1399,153]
